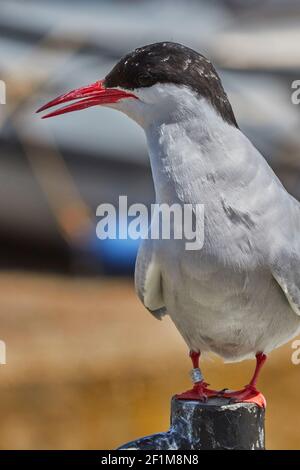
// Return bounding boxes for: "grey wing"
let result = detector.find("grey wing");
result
[271,196,300,316]
[272,255,300,316]
[135,239,166,320]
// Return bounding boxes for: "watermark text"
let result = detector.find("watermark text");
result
[291,80,300,105]
[96,196,204,251]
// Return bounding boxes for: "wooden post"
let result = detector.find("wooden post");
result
[118,396,265,450]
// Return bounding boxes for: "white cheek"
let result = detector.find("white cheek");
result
[106,84,201,128]
[116,97,148,127]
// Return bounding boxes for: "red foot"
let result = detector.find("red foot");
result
[177,351,267,408]
[222,385,266,408]
[176,380,221,401]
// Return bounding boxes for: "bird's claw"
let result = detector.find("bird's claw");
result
[176,380,219,401]
[222,385,266,408]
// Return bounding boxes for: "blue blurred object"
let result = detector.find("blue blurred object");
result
[85,219,141,274]
[95,235,140,273]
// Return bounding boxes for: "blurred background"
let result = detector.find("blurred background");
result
[0,0,299,449]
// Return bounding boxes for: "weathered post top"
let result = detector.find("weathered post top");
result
[118,396,265,450]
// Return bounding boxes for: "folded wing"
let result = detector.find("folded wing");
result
[135,239,166,319]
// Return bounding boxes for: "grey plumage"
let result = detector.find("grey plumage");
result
[126,82,300,362]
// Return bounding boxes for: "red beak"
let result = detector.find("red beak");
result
[36,80,137,119]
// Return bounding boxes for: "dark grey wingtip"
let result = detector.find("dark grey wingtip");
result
[147,306,167,320]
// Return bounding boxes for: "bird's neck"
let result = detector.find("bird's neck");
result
[144,100,240,204]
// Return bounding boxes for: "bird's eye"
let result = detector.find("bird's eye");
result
[137,73,151,86]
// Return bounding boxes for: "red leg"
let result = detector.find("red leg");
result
[176,350,220,401]
[222,353,267,408]
[249,352,267,387]
[190,350,200,369]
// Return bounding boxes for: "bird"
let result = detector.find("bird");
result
[37,41,300,407]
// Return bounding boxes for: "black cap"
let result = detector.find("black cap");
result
[105,42,238,128]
